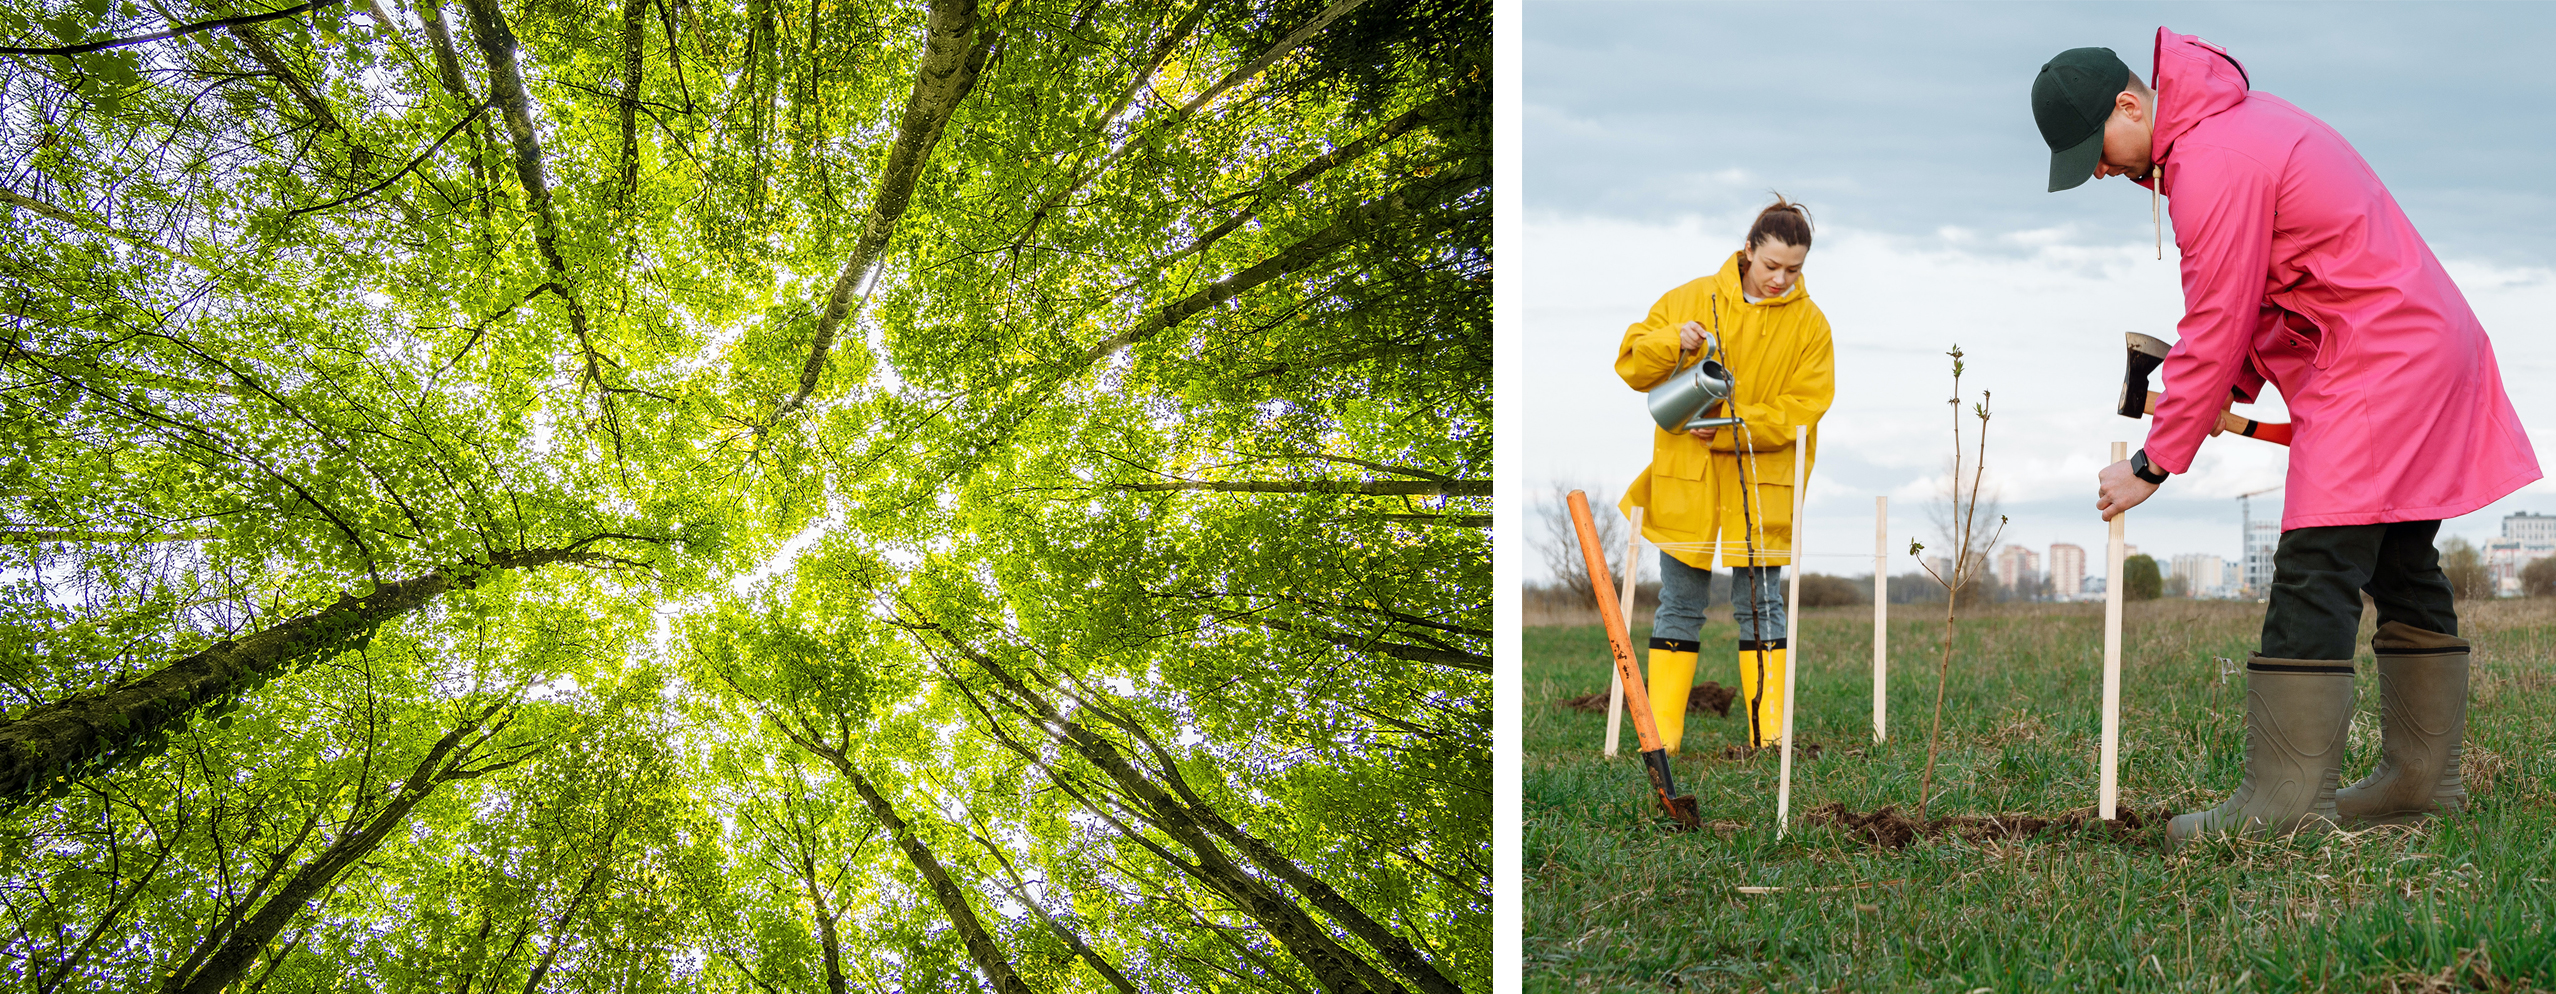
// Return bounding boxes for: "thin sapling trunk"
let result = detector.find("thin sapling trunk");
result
[1913,346,2006,822]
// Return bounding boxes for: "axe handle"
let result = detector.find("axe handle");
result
[2142,393,2293,447]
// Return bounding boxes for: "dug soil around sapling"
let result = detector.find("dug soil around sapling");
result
[1556,680,1738,716]
[1803,800,2169,849]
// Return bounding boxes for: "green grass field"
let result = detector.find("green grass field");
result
[1523,599,2556,992]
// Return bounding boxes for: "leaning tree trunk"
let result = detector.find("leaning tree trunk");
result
[827,759,1033,994]
[166,704,516,994]
[775,0,994,420]
[928,630,1420,994]
[0,547,591,804]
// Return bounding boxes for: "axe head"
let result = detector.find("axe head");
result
[2118,333,2172,418]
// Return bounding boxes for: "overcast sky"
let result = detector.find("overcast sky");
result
[1521,1,2556,585]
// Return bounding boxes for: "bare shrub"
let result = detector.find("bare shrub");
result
[2439,536,2490,600]
[1798,573,1863,607]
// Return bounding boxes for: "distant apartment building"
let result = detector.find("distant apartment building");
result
[2489,512,2556,595]
[2171,553,2227,599]
[2048,544,2086,603]
[2506,511,2556,544]
[1995,544,2043,595]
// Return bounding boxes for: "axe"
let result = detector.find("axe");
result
[2118,333,2294,446]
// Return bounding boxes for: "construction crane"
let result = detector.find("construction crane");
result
[2239,486,2283,598]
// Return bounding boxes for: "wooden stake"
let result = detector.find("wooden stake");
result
[1873,495,1887,744]
[1777,425,1807,837]
[1605,507,1643,757]
[2102,440,2128,820]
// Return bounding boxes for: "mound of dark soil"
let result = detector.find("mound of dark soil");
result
[1557,682,1738,716]
[1720,741,1821,761]
[1804,801,2167,849]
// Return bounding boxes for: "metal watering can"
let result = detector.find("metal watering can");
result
[1646,331,1743,433]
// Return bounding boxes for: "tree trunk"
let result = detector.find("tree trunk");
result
[1112,479,1488,497]
[829,763,1033,994]
[168,705,512,994]
[0,548,589,804]
[927,633,1412,994]
[455,0,618,396]
[778,0,993,419]
[967,826,1139,994]
[617,0,647,202]
[1249,618,1488,674]
[1078,160,1487,365]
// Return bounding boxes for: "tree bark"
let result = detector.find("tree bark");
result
[224,23,348,135]
[966,825,1139,994]
[827,762,1032,994]
[454,0,613,395]
[1112,479,1487,497]
[922,630,1411,994]
[776,0,993,420]
[1081,690,1464,994]
[0,547,595,804]
[1248,618,1488,674]
[168,704,517,994]
[618,0,647,202]
[1078,159,1488,365]
[1167,91,1458,264]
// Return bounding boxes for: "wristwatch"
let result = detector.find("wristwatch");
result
[2130,448,2169,485]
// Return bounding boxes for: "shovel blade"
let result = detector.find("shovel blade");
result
[1641,748,1705,830]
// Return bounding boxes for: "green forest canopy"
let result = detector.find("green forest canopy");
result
[0,0,1487,988]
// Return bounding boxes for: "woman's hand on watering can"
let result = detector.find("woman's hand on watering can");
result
[1687,426,1717,442]
[1678,320,1710,354]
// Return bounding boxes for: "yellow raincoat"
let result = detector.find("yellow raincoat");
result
[1617,251,1836,570]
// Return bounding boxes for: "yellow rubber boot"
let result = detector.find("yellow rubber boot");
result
[1645,638,1699,754]
[1738,640,1790,748]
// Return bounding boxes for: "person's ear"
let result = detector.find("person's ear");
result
[2116,89,2143,124]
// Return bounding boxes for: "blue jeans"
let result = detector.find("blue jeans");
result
[1653,552,1786,645]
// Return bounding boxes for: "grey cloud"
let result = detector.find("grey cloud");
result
[1526,1,2556,265]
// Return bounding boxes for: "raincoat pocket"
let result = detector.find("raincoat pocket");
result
[1662,431,1709,481]
[1744,482,1794,532]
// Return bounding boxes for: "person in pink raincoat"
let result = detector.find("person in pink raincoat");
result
[2034,28,2539,849]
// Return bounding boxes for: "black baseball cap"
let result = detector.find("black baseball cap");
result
[2033,47,2132,192]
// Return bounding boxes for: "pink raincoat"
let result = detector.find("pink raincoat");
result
[2138,27,2538,528]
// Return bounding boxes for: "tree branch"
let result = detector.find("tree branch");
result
[289,97,492,216]
[0,0,343,56]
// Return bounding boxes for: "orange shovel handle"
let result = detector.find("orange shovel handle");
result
[1568,491,1664,753]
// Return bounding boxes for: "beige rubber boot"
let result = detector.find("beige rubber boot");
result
[2335,622,2469,826]
[2166,656,2355,852]
[1646,638,1699,755]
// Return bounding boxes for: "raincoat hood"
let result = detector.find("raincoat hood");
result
[2149,28,2252,173]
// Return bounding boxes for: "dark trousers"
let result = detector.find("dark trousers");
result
[2262,520,2458,661]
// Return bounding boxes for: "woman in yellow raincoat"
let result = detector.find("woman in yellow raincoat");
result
[1617,195,1836,751]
